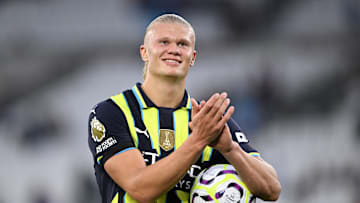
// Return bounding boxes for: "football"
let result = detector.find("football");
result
[190,164,256,203]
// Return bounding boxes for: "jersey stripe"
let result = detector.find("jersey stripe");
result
[111,192,118,203]
[173,108,189,150]
[142,107,160,154]
[131,88,144,120]
[249,152,260,157]
[123,193,137,203]
[201,146,213,163]
[185,93,192,109]
[111,94,139,148]
[97,155,103,165]
[155,193,167,203]
[176,190,189,203]
[132,85,147,108]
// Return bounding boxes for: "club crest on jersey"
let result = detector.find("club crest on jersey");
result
[91,117,106,142]
[159,129,175,151]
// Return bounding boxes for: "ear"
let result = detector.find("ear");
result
[140,45,148,62]
[190,50,197,67]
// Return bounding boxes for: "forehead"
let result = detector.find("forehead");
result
[146,22,195,43]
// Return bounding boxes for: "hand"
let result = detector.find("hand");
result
[209,124,236,154]
[189,92,234,147]
[189,99,204,130]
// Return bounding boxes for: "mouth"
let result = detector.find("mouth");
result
[162,58,182,65]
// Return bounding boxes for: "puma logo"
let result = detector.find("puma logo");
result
[135,127,150,139]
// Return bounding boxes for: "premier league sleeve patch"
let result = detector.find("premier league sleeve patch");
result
[234,131,249,143]
[91,117,106,142]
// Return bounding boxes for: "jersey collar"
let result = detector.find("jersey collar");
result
[132,83,192,110]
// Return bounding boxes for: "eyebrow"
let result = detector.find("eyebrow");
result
[157,37,191,44]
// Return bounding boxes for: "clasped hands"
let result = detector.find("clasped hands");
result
[189,92,236,154]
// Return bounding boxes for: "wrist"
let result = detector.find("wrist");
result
[187,132,207,153]
[220,141,238,155]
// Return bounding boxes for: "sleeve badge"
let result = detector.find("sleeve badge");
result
[235,132,249,143]
[91,117,106,142]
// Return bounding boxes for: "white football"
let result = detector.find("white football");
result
[190,164,256,203]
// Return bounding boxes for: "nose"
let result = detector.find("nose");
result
[167,43,180,55]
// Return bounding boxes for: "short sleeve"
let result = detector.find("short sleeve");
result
[88,99,135,167]
[228,117,260,157]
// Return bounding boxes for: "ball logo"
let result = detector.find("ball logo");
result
[159,129,175,151]
[91,117,106,142]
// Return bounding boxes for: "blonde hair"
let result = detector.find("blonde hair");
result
[142,14,195,80]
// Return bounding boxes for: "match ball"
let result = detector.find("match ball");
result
[190,164,256,203]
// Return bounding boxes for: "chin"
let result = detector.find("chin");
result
[163,72,187,79]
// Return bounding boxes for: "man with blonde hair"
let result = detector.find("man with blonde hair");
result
[88,13,281,203]
[142,14,195,79]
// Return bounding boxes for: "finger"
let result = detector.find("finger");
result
[191,98,200,123]
[200,100,205,108]
[191,98,200,114]
[215,98,230,119]
[217,106,235,128]
[201,93,220,113]
[189,121,193,130]
[209,92,228,117]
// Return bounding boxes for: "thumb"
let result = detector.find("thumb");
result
[191,98,200,116]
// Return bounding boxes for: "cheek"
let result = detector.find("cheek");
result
[185,51,194,61]
[147,49,158,60]
[150,47,165,59]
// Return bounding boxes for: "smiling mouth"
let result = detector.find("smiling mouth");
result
[163,59,182,64]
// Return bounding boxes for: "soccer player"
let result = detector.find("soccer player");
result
[88,14,281,203]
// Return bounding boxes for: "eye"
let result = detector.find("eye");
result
[178,42,187,47]
[160,40,168,45]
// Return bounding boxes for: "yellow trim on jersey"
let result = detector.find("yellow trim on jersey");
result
[123,193,137,203]
[173,108,189,150]
[97,155,103,165]
[249,152,260,157]
[185,93,192,109]
[155,193,167,203]
[202,146,213,162]
[132,85,148,108]
[142,107,160,154]
[176,190,189,203]
[111,93,138,148]
[111,192,119,203]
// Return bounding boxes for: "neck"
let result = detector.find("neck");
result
[142,76,186,108]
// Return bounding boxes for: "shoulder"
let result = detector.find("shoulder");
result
[91,99,122,115]
[88,98,128,128]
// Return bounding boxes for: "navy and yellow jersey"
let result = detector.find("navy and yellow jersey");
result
[88,83,260,203]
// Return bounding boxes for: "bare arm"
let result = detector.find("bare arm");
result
[209,123,281,201]
[191,96,282,201]
[104,93,233,202]
[104,135,204,203]
[222,140,282,201]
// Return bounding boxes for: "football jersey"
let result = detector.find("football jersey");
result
[88,83,260,203]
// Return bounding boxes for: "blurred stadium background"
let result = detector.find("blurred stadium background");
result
[1,0,359,202]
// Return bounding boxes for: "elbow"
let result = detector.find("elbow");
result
[125,185,158,203]
[259,180,282,201]
[266,185,281,201]
[126,190,155,203]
